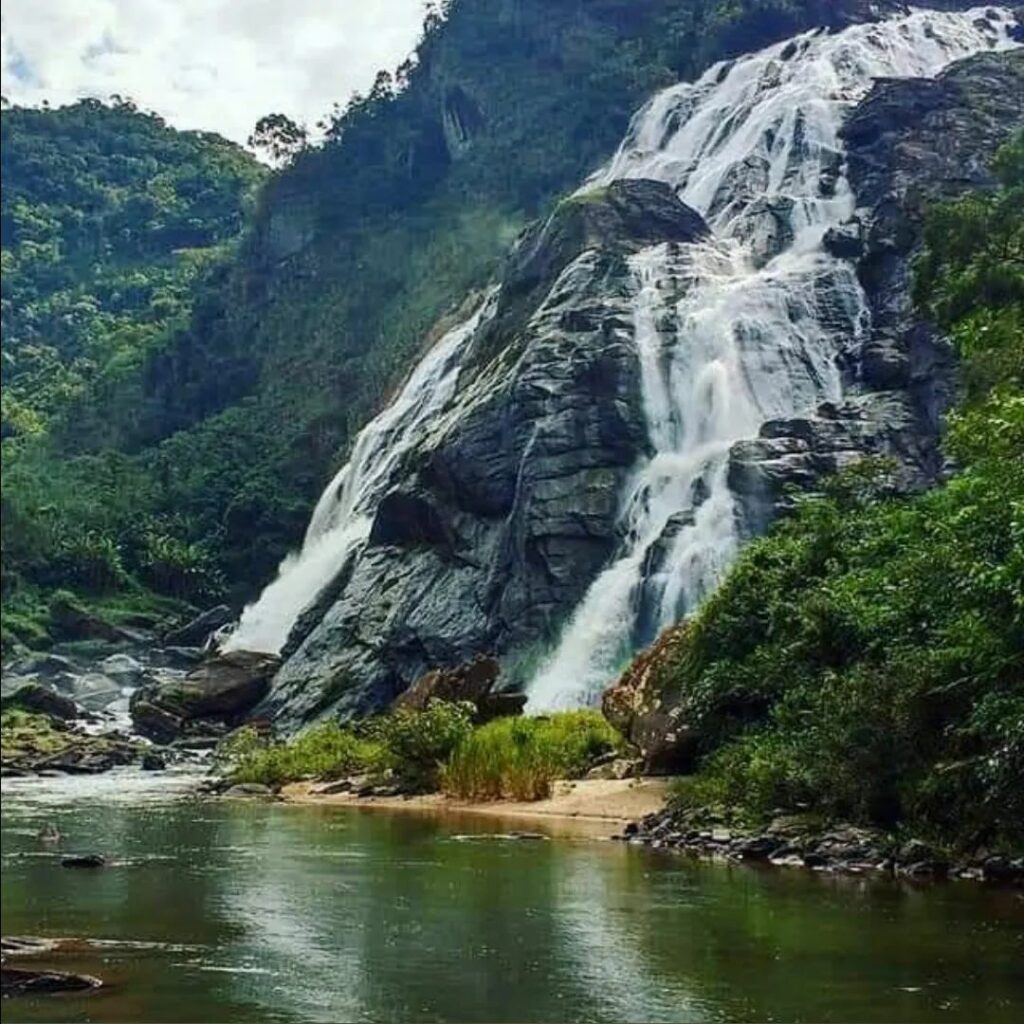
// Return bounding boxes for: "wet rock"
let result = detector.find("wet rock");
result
[735,836,783,861]
[732,195,795,264]
[162,605,233,648]
[140,750,167,771]
[223,783,275,799]
[859,336,911,389]
[1,683,79,721]
[2,653,79,680]
[2,966,102,996]
[899,859,949,881]
[61,854,106,868]
[822,222,863,260]
[98,654,147,685]
[150,646,205,669]
[130,651,279,743]
[981,856,1024,885]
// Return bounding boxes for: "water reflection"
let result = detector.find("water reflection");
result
[2,778,1022,1024]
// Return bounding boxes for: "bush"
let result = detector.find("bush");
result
[217,701,474,790]
[443,710,621,802]
[218,723,384,787]
[365,700,475,792]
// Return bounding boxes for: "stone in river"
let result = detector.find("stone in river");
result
[61,853,107,868]
[2,966,102,996]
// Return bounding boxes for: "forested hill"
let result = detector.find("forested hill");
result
[1,99,265,431]
[0,99,265,648]
[1,0,909,652]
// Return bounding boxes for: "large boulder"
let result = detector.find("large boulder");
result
[1,683,79,721]
[602,625,699,774]
[48,595,143,644]
[391,655,526,723]
[130,650,279,743]
[98,653,147,686]
[161,605,234,648]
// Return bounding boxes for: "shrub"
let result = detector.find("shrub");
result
[443,710,621,802]
[218,723,384,787]
[366,700,475,792]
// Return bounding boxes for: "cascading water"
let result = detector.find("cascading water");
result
[524,6,1018,709]
[226,293,498,654]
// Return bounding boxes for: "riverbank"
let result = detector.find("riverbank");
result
[279,777,672,838]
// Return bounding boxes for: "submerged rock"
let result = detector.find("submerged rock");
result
[1,966,102,997]
[61,854,107,869]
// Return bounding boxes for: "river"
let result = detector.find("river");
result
[2,771,1022,1023]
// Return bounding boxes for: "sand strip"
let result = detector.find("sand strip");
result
[280,778,671,839]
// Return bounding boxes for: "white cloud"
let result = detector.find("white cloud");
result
[0,0,428,148]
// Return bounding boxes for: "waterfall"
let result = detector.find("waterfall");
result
[225,294,498,654]
[524,6,1018,710]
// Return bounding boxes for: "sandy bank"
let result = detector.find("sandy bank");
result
[280,777,671,838]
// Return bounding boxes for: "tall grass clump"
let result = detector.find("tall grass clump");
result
[443,710,621,801]
[217,700,475,790]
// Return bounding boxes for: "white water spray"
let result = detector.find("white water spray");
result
[226,295,497,654]
[525,7,1017,709]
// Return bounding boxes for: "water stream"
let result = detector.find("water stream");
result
[3,776,1022,1024]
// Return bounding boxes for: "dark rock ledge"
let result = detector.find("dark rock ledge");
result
[615,805,1024,885]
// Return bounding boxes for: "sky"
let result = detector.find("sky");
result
[0,0,429,148]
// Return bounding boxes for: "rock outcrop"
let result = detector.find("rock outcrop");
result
[392,655,526,722]
[728,48,1024,538]
[602,624,697,773]
[249,36,1024,731]
[130,650,279,743]
[256,181,710,727]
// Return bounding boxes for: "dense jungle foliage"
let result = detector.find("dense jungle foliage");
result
[0,0,876,653]
[1,99,265,648]
[657,134,1024,852]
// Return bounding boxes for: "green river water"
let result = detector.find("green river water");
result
[1,771,1022,1023]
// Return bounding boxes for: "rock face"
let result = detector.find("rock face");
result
[728,48,1024,538]
[256,181,709,727]
[130,650,279,743]
[252,39,1023,730]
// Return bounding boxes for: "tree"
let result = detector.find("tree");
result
[248,113,308,166]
